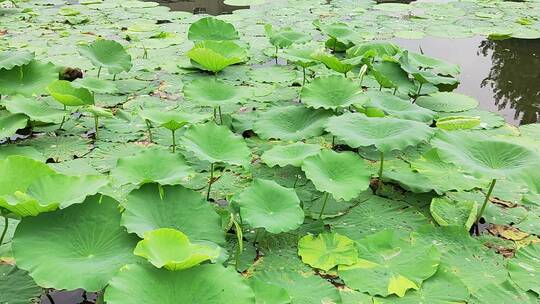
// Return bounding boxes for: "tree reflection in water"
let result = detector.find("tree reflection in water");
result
[479,39,540,125]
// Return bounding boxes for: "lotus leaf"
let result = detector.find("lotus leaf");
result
[73,77,118,94]
[416,92,479,112]
[507,243,540,295]
[265,24,310,49]
[347,41,401,60]
[364,91,436,123]
[111,148,196,186]
[319,22,359,45]
[181,122,251,167]
[0,51,34,70]
[436,116,481,130]
[370,61,418,94]
[188,17,239,41]
[0,113,27,139]
[2,95,65,124]
[298,232,358,271]
[12,195,138,291]
[248,66,297,84]
[261,142,321,168]
[311,52,356,74]
[254,106,333,141]
[301,150,371,201]
[0,60,57,97]
[47,80,94,106]
[430,197,478,229]
[139,109,209,130]
[281,48,319,68]
[237,179,304,233]
[301,75,364,109]
[249,278,291,304]
[339,230,440,297]
[121,183,225,245]
[105,263,255,304]
[134,228,221,271]
[78,40,132,75]
[0,264,41,304]
[187,41,247,74]
[183,78,245,106]
[470,280,538,303]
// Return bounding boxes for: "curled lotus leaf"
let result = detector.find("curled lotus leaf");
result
[0,60,58,97]
[310,52,356,74]
[188,17,239,41]
[298,232,358,271]
[133,228,221,271]
[301,75,365,109]
[364,91,436,123]
[2,95,65,124]
[301,150,371,201]
[261,142,322,168]
[12,195,139,292]
[430,197,478,230]
[253,106,333,141]
[47,80,94,106]
[281,48,319,68]
[326,113,435,154]
[183,77,245,106]
[78,39,132,74]
[265,24,310,48]
[139,109,210,131]
[237,179,304,234]
[338,230,441,297]
[0,50,34,70]
[0,113,28,139]
[187,41,248,74]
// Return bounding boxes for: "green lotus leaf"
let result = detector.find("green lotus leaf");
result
[139,109,209,131]
[183,77,245,106]
[248,66,297,83]
[0,60,57,97]
[78,39,132,74]
[0,113,27,139]
[373,269,470,304]
[416,92,479,112]
[436,116,481,130]
[111,148,196,186]
[301,150,371,201]
[311,51,356,74]
[401,51,460,77]
[301,75,364,109]
[364,91,436,123]
[12,195,139,291]
[237,179,304,234]
[319,22,359,44]
[432,131,540,179]
[84,105,113,118]
[105,263,255,304]
[253,106,333,141]
[2,95,65,124]
[187,40,247,74]
[134,228,221,271]
[181,122,251,166]
[327,113,435,154]
[249,278,291,304]
[470,280,538,304]
[281,48,319,68]
[430,197,478,229]
[0,264,41,304]
[0,50,34,70]
[261,142,322,168]
[370,61,418,94]
[437,109,504,130]
[346,41,401,60]
[298,232,358,271]
[188,17,239,41]
[265,24,310,48]
[73,77,118,94]
[47,80,94,106]
[520,123,540,141]
[339,230,441,297]
[121,183,225,245]
[507,243,540,295]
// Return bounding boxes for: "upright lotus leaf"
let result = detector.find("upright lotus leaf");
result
[261,142,322,168]
[12,195,139,291]
[188,17,239,41]
[0,264,42,304]
[301,75,365,110]
[311,51,356,75]
[237,179,304,234]
[416,92,479,112]
[436,116,481,131]
[121,184,225,245]
[187,40,248,74]
[301,150,371,201]
[338,230,440,297]
[73,77,118,94]
[319,22,358,46]
[2,95,65,124]
[373,269,470,304]
[134,228,221,271]
[47,80,94,106]
[104,263,255,304]
[0,60,57,96]
[347,41,401,61]
[111,148,196,186]
[507,243,540,295]
[400,50,460,78]
[298,232,358,271]
[430,197,478,229]
[181,122,251,167]
[0,51,34,70]
[364,91,436,123]
[253,106,333,141]
[281,48,318,68]
[78,40,132,75]
[184,78,245,106]
[264,24,310,60]
[399,51,460,88]
[0,113,28,139]
[370,61,418,95]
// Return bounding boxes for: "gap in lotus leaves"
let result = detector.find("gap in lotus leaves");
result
[148,0,249,15]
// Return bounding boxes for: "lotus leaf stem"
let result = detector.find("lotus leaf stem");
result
[318,192,330,220]
[206,163,214,201]
[171,130,176,153]
[231,215,243,270]
[393,87,397,95]
[275,46,279,64]
[58,105,67,130]
[94,115,99,139]
[145,119,153,143]
[376,152,384,195]
[97,66,102,78]
[332,38,337,52]
[413,83,423,103]
[302,67,306,86]
[46,292,56,304]
[475,178,497,233]
[218,106,223,125]
[113,74,116,81]
[254,227,265,244]
[293,174,299,188]
[213,107,217,122]
[0,217,8,246]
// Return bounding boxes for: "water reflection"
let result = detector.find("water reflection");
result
[153,0,248,15]
[479,39,540,125]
